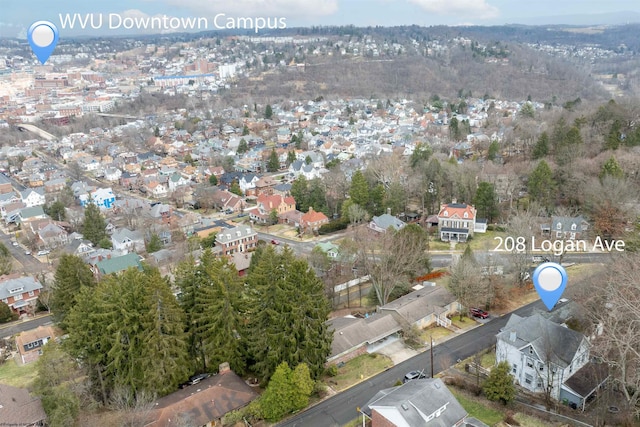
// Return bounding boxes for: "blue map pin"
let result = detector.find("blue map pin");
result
[532,262,567,310]
[27,21,59,64]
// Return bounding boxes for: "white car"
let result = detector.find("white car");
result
[12,241,18,246]
[36,250,50,256]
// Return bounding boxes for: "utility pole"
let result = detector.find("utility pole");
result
[430,335,434,378]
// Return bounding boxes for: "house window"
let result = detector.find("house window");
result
[28,291,34,297]
[14,294,22,301]
[537,380,543,388]
[556,223,561,229]
[529,347,533,355]
[556,231,562,238]
[527,359,534,369]
[570,232,576,240]
[525,374,533,385]
[539,363,544,371]
[512,365,517,374]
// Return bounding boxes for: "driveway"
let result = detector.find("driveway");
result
[375,339,419,365]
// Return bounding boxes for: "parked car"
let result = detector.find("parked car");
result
[11,241,18,246]
[37,250,50,256]
[403,370,427,383]
[179,373,211,389]
[24,250,31,255]
[470,307,489,319]
[271,239,280,245]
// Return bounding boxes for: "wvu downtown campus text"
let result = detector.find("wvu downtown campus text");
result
[493,235,626,256]
[58,13,287,34]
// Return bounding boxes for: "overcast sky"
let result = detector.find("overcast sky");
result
[2,0,640,38]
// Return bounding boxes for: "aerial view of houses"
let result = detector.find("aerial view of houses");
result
[0,4,639,427]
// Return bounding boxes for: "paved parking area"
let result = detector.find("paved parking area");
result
[375,340,419,365]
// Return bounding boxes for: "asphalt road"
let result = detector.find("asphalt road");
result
[0,227,44,272]
[0,314,53,339]
[277,299,548,427]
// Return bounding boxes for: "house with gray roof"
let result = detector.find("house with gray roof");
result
[111,228,145,254]
[496,313,604,407]
[0,276,43,315]
[379,285,460,329]
[548,216,589,240]
[0,384,47,427]
[369,213,406,233]
[360,378,487,427]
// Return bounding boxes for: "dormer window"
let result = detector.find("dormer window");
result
[571,223,577,231]
[556,223,561,229]
[443,210,448,217]
[463,212,468,218]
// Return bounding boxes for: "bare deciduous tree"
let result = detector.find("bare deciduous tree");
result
[355,223,430,305]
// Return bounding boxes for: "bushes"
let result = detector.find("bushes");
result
[318,218,349,234]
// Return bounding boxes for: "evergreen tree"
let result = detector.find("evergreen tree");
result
[605,120,623,150]
[65,267,190,402]
[259,362,294,421]
[242,124,250,136]
[193,251,245,373]
[483,361,516,405]
[208,174,218,185]
[82,201,107,246]
[265,104,273,119]
[51,255,96,331]
[532,132,550,159]
[600,156,624,180]
[0,300,17,323]
[267,149,280,172]
[44,200,67,221]
[449,117,461,140]
[286,150,297,166]
[527,160,557,210]
[487,140,500,161]
[145,233,163,253]
[259,362,314,421]
[473,182,498,222]
[349,170,369,209]
[410,143,433,169]
[230,181,243,196]
[237,138,249,154]
[307,178,328,214]
[291,176,309,211]
[245,246,331,384]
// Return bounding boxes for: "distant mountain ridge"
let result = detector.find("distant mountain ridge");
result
[510,10,640,26]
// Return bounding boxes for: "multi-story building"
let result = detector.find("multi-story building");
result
[0,276,43,315]
[437,202,477,242]
[215,225,258,256]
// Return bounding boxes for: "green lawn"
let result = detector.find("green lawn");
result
[451,389,504,426]
[481,352,496,368]
[467,230,508,251]
[0,359,38,389]
[327,354,393,392]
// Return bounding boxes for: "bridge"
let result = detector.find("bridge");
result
[15,123,57,141]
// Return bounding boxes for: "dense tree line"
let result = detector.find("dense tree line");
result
[40,247,332,416]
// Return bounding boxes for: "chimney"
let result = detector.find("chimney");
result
[452,198,457,204]
[387,208,391,215]
[509,331,516,342]
[309,206,314,212]
[218,362,230,374]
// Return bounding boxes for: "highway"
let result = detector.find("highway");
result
[277,299,548,427]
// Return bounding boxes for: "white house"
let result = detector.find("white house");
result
[111,228,145,254]
[496,314,603,406]
[103,167,123,182]
[167,173,190,192]
[238,173,260,195]
[20,188,46,208]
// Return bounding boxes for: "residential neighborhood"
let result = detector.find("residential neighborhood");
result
[0,11,639,427]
